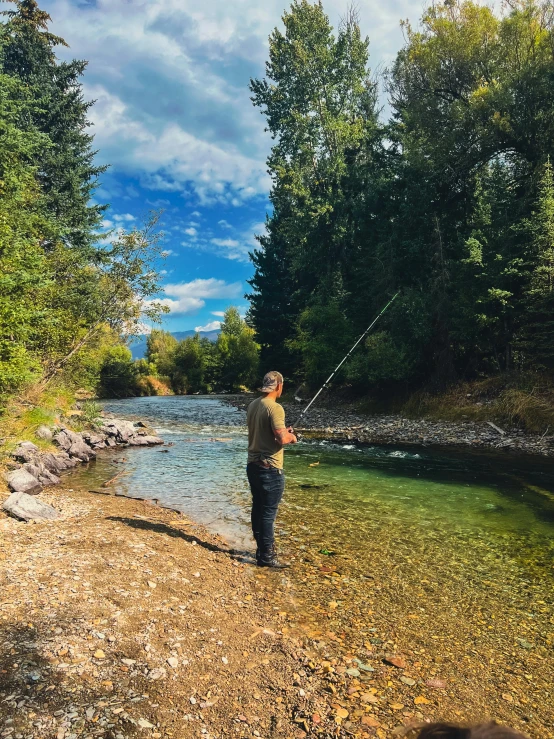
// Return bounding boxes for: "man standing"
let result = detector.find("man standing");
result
[246,371,297,568]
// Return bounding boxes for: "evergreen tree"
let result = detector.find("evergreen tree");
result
[0,0,106,252]
[518,159,554,368]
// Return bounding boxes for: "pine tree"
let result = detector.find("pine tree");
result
[0,0,107,252]
[519,159,554,369]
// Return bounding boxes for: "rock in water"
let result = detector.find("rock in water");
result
[101,419,137,443]
[68,440,96,462]
[6,469,42,495]
[3,492,60,521]
[143,436,164,445]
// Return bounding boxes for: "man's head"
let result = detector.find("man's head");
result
[260,370,284,398]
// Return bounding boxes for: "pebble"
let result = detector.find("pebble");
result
[230,399,554,457]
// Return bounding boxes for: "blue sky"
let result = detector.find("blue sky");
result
[38,0,423,333]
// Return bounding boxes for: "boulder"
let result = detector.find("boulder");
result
[12,441,39,463]
[68,440,96,462]
[3,492,60,522]
[41,452,71,473]
[24,463,60,487]
[128,436,149,446]
[6,469,42,495]
[143,436,164,446]
[35,425,53,441]
[53,431,71,451]
[53,428,83,451]
[82,431,106,445]
[101,419,136,443]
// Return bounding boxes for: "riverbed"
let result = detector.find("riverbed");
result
[71,396,554,736]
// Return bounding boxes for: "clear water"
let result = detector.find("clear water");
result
[70,396,554,732]
[73,396,554,548]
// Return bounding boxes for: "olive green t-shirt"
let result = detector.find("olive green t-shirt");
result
[247,396,287,469]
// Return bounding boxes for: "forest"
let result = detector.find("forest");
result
[248,0,554,401]
[3,0,554,412]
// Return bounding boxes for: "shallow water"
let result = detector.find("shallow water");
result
[73,395,554,548]
[71,396,554,732]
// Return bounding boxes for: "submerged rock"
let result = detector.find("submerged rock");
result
[2,492,60,521]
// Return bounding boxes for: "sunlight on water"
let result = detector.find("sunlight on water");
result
[69,396,554,733]
[72,395,554,554]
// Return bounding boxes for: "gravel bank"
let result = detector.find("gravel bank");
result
[228,397,554,457]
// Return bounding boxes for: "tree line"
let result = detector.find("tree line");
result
[99,308,260,398]
[248,0,554,394]
[0,1,260,407]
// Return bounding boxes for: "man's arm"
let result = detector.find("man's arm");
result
[274,427,297,445]
[270,404,297,445]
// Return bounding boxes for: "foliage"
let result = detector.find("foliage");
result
[97,345,140,399]
[0,0,168,409]
[249,0,554,394]
[146,330,179,378]
[131,308,260,396]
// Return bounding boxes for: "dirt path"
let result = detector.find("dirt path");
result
[0,488,334,739]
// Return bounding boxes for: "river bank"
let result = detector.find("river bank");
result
[1,482,552,739]
[1,396,553,739]
[228,396,554,457]
[0,487,336,739]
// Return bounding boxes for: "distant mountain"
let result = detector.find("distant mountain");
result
[129,329,220,360]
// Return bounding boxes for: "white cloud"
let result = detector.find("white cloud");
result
[178,220,266,262]
[211,311,225,317]
[161,249,175,256]
[211,237,239,248]
[158,278,242,314]
[218,219,233,229]
[195,320,221,332]
[44,0,417,203]
[101,219,113,229]
[83,83,269,204]
[191,211,201,217]
[185,226,198,236]
[113,213,136,222]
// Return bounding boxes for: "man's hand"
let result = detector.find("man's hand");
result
[275,427,298,445]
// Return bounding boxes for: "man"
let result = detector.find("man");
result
[246,370,297,568]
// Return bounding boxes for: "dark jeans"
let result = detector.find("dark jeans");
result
[246,463,285,557]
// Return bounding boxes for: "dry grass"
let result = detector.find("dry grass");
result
[402,374,554,434]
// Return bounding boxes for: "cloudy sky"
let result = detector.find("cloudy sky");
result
[38,0,423,333]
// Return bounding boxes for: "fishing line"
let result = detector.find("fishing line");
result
[292,293,399,429]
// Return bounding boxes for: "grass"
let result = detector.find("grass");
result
[401,374,554,434]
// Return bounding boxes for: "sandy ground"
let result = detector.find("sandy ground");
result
[1,481,552,739]
[0,487,338,739]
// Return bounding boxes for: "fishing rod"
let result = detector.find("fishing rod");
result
[292,292,399,429]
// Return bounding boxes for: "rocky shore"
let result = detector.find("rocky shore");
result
[229,397,554,457]
[0,489,335,739]
[2,418,163,522]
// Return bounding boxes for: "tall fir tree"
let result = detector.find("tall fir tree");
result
[0,0,106,252]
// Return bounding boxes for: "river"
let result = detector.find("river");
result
[71,395,554,733]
